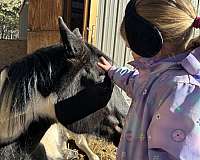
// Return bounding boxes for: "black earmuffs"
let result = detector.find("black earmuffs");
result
[124,0,163,58]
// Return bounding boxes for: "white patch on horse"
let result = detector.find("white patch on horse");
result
[41,124,100,160]
[40,124,63,159]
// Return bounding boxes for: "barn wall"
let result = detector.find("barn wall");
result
[27,0,63,54]
[27,31,60,54]
[95,0,132,68]
[0,40,27,68]
[28,0,63,31]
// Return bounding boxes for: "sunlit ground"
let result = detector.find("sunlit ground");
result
[65,136,116,160]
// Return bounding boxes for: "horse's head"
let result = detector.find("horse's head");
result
[0,17,113,146]
[54,17,114,126]
[56,17,111,101]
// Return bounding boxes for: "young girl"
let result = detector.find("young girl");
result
[98,0,200,159]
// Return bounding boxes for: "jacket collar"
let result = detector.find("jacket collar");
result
[128,47,200,76]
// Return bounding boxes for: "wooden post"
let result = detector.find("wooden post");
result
[63,0,72,27]
[87,0,98,45]
[83,0,90,41]
[27,0,63,54]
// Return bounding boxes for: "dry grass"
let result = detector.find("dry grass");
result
[66,135,117,160]
[87,136,116,160]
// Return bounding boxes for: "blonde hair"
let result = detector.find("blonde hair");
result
[121,0,198,56]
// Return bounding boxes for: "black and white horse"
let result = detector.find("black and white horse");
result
[0,17,114,159]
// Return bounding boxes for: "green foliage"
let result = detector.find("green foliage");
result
[0,0,21,39]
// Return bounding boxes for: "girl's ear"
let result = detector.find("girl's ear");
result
[58,17,85,57]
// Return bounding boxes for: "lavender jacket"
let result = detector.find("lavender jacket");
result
[108,47,200,160]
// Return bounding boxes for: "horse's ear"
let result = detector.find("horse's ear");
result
[58,17,84,57]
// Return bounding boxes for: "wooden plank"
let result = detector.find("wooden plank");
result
[83,0,90,41]
[113,0,126,66]
[101,0,112,53]
[63,0,72,27]
[106,0,119,59]
[96,0,106,50]
[28,0,63,31]
[87,0,98,44]
[27,0,63,54]
[27,31,60,54]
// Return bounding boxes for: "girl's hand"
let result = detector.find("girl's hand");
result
[97,56,112,72]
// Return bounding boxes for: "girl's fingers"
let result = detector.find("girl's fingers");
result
[97,62,104,68]
[99,56,108,65]
[97,62,108,71]
[98,56,112,71]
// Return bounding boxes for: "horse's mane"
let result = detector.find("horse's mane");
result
[0,44,71,143]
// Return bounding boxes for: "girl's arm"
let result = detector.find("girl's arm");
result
[98,57,139,97]
[108,66,139,97]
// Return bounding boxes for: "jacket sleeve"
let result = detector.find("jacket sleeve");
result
[108,66,139,97]
[147,81,200,160]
